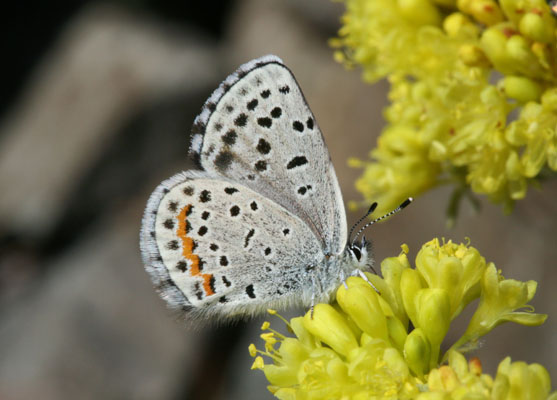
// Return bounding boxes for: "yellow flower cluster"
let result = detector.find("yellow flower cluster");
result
[249,239,551,399]
[334,0,557,215]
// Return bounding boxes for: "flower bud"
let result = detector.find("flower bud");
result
[379,253,412,323]
[541,88,557,112]
[505,150,523,181]
[494,357,553,400]
[278,338,309,366]
[506,35,541,74]
[404,328,431,377]
[337,277,389,342]
[519,13,553,43]
[400,268,424,326]
[303,304,358,356]
[428,365,459,391]
[416,289,452,352]
[444,12,478,37]
[502,75,542,102]
[459,44,490,67]
[458,0,504,25]
[480,25,514,72]
[429,140,448,161]
[447,350,469,379]
[398,0,442,26]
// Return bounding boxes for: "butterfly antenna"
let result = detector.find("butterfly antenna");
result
[348,203,378,244]
[351,198,413,245]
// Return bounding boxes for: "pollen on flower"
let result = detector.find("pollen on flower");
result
[248,239,552,398]
[251,356,264,370]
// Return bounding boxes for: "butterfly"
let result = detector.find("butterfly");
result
[140,55,410,322]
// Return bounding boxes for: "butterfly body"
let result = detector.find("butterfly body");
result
[140,55,374,321]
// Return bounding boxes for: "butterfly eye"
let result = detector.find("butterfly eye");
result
[351,246,362,261]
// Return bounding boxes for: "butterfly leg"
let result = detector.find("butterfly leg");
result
[352,269,380,294]
[340,270,349,289]
[310,272,317,318]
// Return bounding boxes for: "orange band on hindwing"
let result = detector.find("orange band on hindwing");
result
[177,204,215,296]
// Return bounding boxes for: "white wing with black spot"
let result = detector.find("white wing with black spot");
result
[189,55,347,256]
[140,171,325,320]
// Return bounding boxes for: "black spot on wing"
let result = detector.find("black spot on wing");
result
[306,117,314,130]
[260,89,271,98]
[201,211,210,220]
[257,117,272,128]
[176,261,188,272]
[270,107,282,118]
[255,160,267,171]
[256,138,271,154]
[279,85,290,94]
[167,240,179,250]
[250,201,258,211]
[247,99,258,111]
[215,150,234,171]
[194,282,203,300]
[292,121,304,132]
[222,276,232,287]
[210,243,219,251]
[220,256,229,266]
[191,120,206,135]
[234,113,248,127]
[224,187,239,194]
[230,205,240,217]
[183,186,194,196]
[207,102,216,112]
[163,219,174,229]
[221,129,237,146]
[199,190,211,203]
[287,156,308,169]
[198,226,208,236]
[244,229,255,248]
[168,201,178,212]
[246,284,256,299]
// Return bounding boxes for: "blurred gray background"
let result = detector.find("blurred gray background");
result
[0,1,555,399]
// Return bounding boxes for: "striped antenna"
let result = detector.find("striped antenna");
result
[348,202,377,244]
[351,198,413,245]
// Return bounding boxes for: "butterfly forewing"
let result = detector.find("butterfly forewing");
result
[140,171,324,320]
[190,56,347,255]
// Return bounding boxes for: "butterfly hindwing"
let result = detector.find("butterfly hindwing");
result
[140,171,325,320]
[189,55,347,256]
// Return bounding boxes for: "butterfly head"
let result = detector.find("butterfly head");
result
[346,236,373,269]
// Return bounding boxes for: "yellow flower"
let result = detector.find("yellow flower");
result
[249,240,552,399]
[334,0,557,216]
